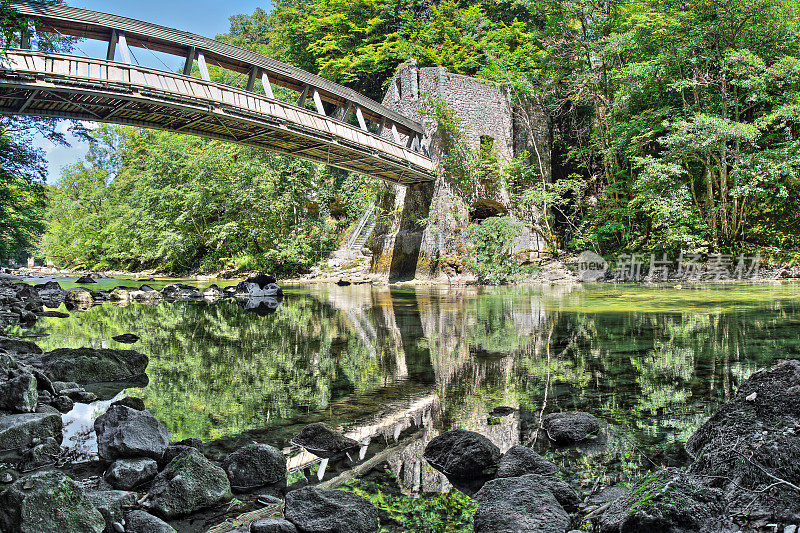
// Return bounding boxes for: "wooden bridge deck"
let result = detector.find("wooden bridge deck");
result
[1,2,435,184]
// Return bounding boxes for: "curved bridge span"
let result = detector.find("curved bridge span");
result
[0,2,435,184]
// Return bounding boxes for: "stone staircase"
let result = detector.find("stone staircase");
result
[345,204,377,252]
[306,205,380,283]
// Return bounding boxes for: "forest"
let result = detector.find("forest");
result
[2,0,800,275]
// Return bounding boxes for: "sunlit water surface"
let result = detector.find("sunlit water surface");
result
[9,281,800,499]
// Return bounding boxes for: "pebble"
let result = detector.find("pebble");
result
[746,392,757,401]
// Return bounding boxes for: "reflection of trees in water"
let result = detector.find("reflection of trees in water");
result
[13,284,800,483]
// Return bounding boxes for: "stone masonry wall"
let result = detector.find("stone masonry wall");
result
[371,60,550,280]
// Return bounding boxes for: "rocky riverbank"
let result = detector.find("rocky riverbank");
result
[1,273,799,532]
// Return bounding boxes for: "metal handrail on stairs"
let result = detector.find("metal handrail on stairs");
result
[346,204,376,250]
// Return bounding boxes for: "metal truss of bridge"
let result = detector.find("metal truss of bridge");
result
[0,2,435,184]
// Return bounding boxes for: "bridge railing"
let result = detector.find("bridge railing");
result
[7,1,428,155]
[0,50,435,183]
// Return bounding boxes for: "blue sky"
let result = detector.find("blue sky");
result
[36,1,270,183]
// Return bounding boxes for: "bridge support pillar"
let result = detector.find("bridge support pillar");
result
[371,60,551,281]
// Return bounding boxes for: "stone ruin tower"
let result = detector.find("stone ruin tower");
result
[371,60,551,280]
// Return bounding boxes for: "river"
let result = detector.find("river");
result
[7,280,800,530]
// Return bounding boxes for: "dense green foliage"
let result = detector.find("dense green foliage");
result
[0,123,46,263]
[221,0,800,260]
[462,215,526,284]
[343,468,477,532]
[1,0,798,271]
[43,126,378,274]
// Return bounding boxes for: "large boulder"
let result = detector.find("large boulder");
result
[0,471,106,533]
[160,284,200,300]
[85,490,138,533]
[0,371,38,413]
[34,281,65,304]
[94,405,169,461]
[0,336,42,355]
[599,469,729,533]
[422,429,500,481]
[41,347,148,384]
[128,290,163,302]
[284,486,379,533]
[496,445,558,478]
[123,510,176,533]
[291,422,360,458]
[474,474,570,533]
[202,285,223,300]
[105,457,159,490]
[235,274,283,298]
[0,412,62,451]
[542,411,600,445]
[686,360,800,521]
[145,448,232,518]
[520,473,580,513]
[65,287,95,305]
[223,443,287,491]
[75,275,97,284]
[109,287,134,301]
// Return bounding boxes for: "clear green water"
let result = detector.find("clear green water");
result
[9,281,800,496]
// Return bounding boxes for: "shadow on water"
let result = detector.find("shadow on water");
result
[10,281,800,502]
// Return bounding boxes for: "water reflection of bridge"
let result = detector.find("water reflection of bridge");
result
[265,284,554,492]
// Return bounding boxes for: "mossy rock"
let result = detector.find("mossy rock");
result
[599,468,729,533]
[0,471,105,533]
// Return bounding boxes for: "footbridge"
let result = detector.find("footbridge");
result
[0,2,435,184]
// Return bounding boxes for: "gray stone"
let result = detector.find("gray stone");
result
[496,445,558,478]
[0,412,62,450]
[0,471,105,533]
[52,380,80,393]
[41,347,149,384]
[599,469,728,533]
[86,490,138,533]
[235,274,283,298]
[474,475,570,533]
[250,518,298,533]
[52,394,75,413]
[146,448,232,518]
[21,435,61,468]
[105,458,158,490]
[123,510,176,533]
[0,372,37,413]
[158,444,198,469]
[110,396,146,411]
[542,411,600,445]
[36,404,60,415]
[520,473,580,513]
[0,336,42,355]
[422,429,500,479]
[62,388,99,403]
[94,405,169,461]
[65,287,95,304]
[223,443,287,491]
[687,360,800,521]
[284,486,378,533]
[291,423,360,459]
